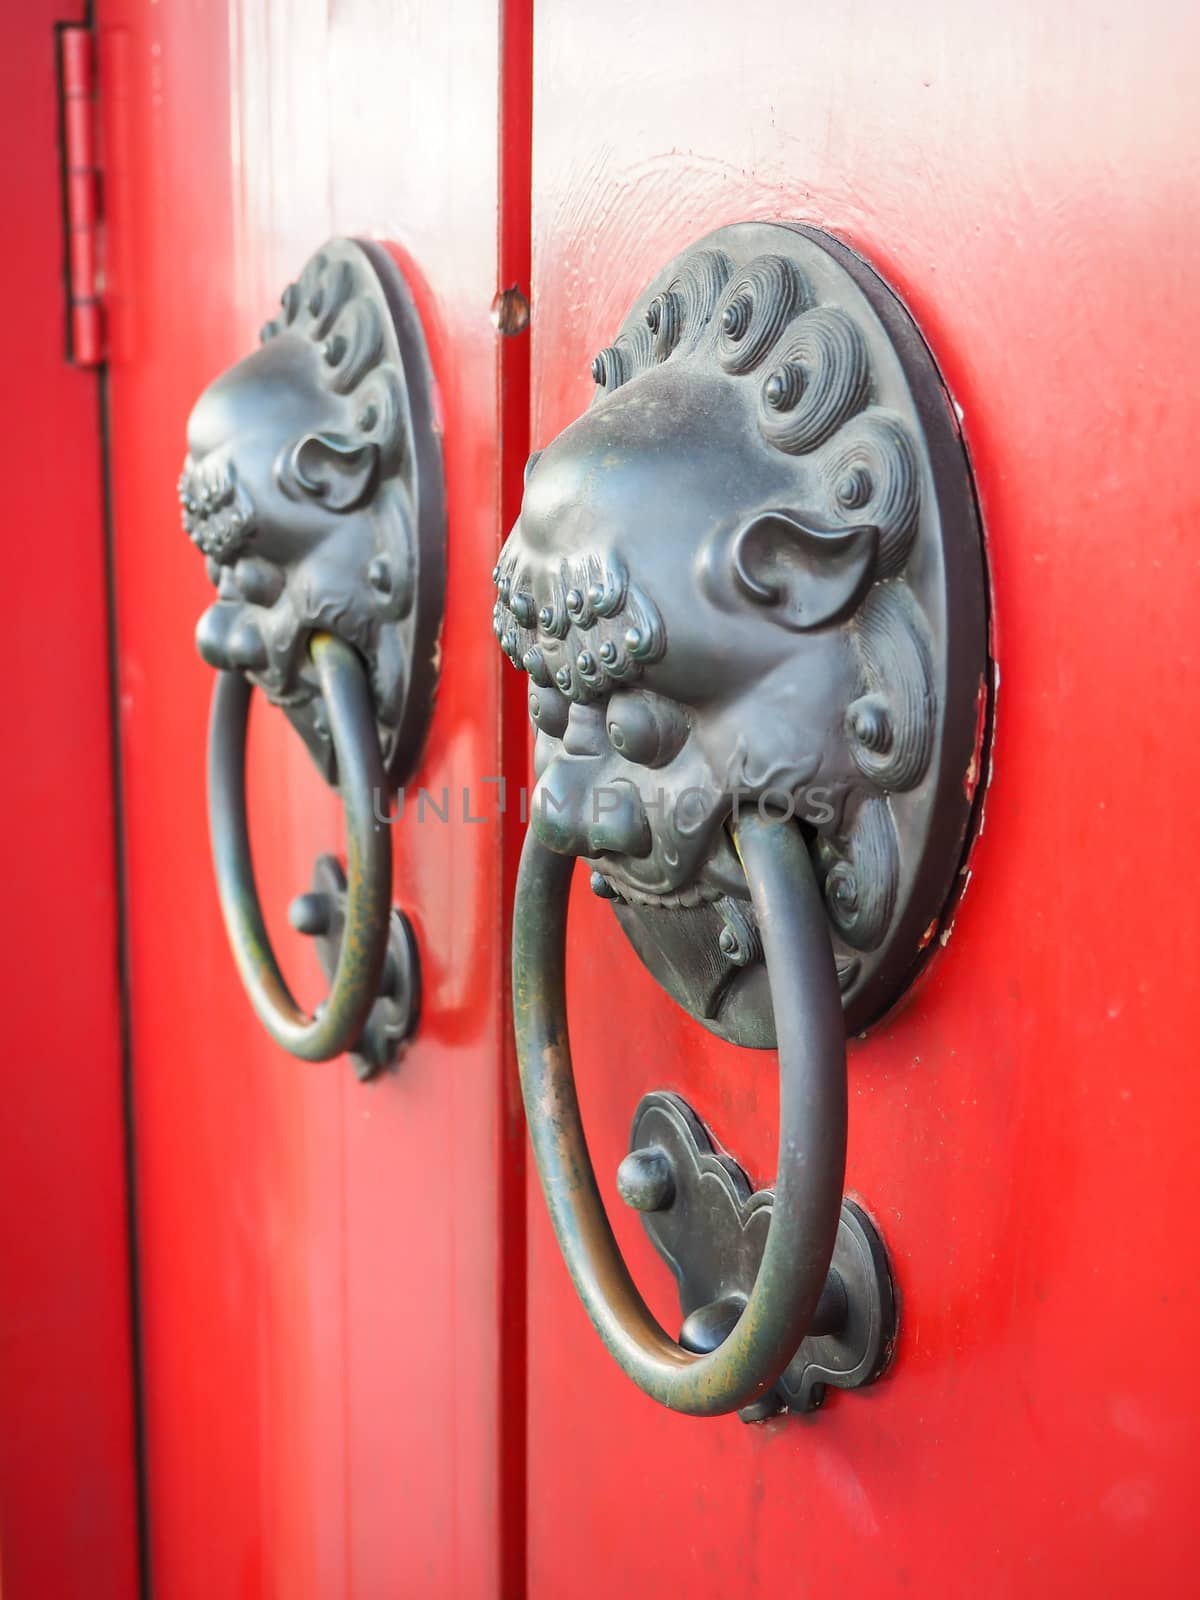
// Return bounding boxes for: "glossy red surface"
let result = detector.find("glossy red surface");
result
[24,1,1195,1590]
[526,2,1200,1594]
[0,5,139,1593]
[97,1,525,1591]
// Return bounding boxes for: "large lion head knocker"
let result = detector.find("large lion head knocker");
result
[496,222,989,1421]
[495,222,987,1044]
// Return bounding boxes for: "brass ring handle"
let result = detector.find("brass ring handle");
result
[512,811,847,1417]
[207,632,392,1062]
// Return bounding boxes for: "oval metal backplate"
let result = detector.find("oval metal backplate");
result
[181,237,446,789]
[494,221,989,1039]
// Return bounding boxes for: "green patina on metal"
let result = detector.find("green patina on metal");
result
[207,632,392,1062]
[511,812,847,1417]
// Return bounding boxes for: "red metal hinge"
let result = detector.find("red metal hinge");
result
[59,25,104,366]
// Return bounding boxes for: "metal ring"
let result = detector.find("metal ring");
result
[207,632,392,1062]
[512,810,847,1416]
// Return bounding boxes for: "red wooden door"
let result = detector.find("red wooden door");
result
[522,2,1200,1595]
[0,8,139,1594]
[33,1,1194,1594]
[96,1,528,1592]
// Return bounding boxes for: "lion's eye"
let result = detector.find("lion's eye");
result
[528,684,570,738]
[605,692,688,767]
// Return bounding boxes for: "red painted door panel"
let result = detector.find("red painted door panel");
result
[98,1,526,1592]
[52,0,1195,1592]
[1,8,139,1595]
[525,3,1200,1595]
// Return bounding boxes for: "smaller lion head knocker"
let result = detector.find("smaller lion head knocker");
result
[180,237,444,783]
[494,222,988,1042]
[179,239,444,1071]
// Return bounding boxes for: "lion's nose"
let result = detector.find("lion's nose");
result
[195,601,268,671]
[530,758,652,859]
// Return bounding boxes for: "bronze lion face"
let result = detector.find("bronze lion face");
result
[494,224,988,1043]
[180,238,444,784]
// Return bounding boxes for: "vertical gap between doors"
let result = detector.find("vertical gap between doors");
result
[497,0,534,1594]
[85,2,154,1580]
[98,359,154,1600]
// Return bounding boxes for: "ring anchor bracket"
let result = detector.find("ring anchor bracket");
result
[618,1092,895,1422]
[289,853,420,1081]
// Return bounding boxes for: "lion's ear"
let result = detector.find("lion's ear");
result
[290,432,380,512]
[731,510,878,631]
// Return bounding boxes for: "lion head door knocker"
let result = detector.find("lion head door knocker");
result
[496,222,989,1418]
[180,239,445,1078]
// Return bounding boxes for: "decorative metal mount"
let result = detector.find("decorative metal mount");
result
[183,236,445,788]
[618,1092,895,1421]
[494,221,989,1042]
[289,854,420,1081]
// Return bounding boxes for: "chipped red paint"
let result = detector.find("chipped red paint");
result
[964,676,990,804]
